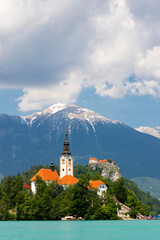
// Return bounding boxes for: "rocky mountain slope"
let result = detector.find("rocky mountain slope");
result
[1,103,160,179]
[88,160,121,182]
[136,126,160,139]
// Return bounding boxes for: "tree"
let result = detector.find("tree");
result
[92,204,118,220]
[69,174,92,217]
[35,193,53,220]
[35,176,47,197]
[45,181,63,199]
[110,178,127,203]
[129,208,138,219]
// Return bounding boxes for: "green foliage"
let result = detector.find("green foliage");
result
[0,164,159,220]
[124,178,160,216]
[131,177,160,199]
[74,164,102,179]
[110,178,128,203]
[69,174,91,217]
[91,205,118,220]
[128,208,138,219]
[92,172,102,180]
[125,190,150,216]
[107,159,112,163]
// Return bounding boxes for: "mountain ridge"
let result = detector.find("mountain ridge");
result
[136,126,160,139]
[0,103,160,180]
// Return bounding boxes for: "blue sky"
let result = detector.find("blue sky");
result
[1,0,160,128]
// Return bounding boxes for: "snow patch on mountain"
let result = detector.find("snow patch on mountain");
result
[42,103,67,115]
[67,107,120,124]
[136,126,160,139]
[21,103,122,128]
[23,103,68,126]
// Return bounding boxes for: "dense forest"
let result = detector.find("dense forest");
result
[0,164,159,220]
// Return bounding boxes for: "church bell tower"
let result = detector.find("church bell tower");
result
[60,131,74,179]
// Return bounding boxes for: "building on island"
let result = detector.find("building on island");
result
[99,159,108,163]
[22,182,31,190]
[30,162,59,194]
[30,131,107,196]
[58,175,79,189]
[30,131,78,193]
[60,131,74,178]
[58,130,79,187]
[89,157,98,163]
[89,158,116,164]
[89,180,108,196]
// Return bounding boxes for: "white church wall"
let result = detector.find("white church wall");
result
[31,181,36,194]
[60,156,73,178]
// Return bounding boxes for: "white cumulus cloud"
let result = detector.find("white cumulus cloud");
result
[0,0,160,111]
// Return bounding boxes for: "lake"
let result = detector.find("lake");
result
[0,220,160,240]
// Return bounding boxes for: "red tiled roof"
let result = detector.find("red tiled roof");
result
[89,157,98,162]
[99,159,108,163]
[89,180,105,189]
[23,183,31,189]
[58,175,79,185]
[30,169,60,181]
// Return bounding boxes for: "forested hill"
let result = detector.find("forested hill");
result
[0,164,159,221]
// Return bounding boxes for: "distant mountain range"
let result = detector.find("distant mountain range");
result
[1,103,160,180]
[136,126,160,139]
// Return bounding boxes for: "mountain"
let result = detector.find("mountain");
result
[131,177,160,199]
[136,126,160,139]
[1,103,160,179]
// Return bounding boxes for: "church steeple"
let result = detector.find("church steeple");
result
[62,130,71,155]
[60,130,73,178]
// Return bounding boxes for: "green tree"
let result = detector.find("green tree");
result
[92,204,118,220]
[45,181,63,199]
[110,178,127,203]
[35,176,47,197]
[69,174,91,217]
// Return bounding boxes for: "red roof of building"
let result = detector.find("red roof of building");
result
[89,157,98,162]
[23,183,31,189]
[113,195,119,203]
[58,175,79,185]
[30,169,60,182]
[89,180,105,189]
[99,159,108,163]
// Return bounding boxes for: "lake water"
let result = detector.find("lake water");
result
[0,220,160,240]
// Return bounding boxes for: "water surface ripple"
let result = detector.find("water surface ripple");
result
[0,220,159,240]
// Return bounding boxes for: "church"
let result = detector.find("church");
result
[30,131,107,195]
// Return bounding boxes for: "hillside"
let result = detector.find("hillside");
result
[1,164,159,221]
[1,104,160,179]
[131,177,160,200]
[21,164,160,216]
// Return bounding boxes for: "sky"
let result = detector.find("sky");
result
[1,0,160,128]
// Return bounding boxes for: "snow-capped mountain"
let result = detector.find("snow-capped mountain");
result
[23,103,120,127]
[136,126,160,139]
[0,104,160,180]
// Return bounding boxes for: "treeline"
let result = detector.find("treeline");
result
[0,164,159,220]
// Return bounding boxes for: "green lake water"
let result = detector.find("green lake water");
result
[0,220,160,240]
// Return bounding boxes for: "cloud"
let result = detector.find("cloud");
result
[18,71,84,111]
[0,0,160,111]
